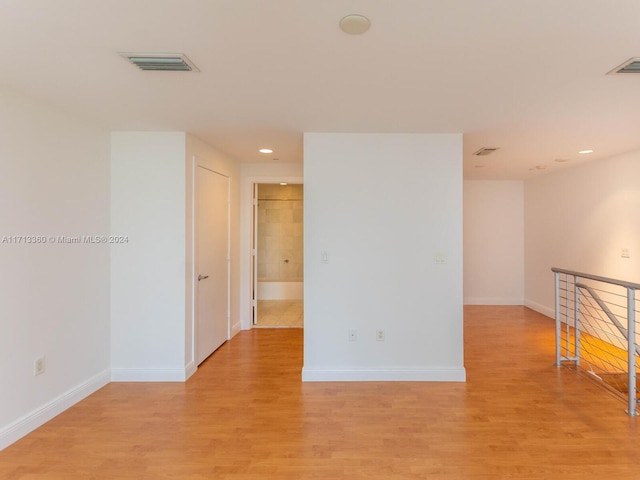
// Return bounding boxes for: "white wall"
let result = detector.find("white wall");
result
[0,88,111,449]
[463,180,524,305]
[241,162,304,179]
[110,132,188,381]
[302,133,465,381]
[239,162,303,329]
[524,150,640,317]
[110,132,241,381]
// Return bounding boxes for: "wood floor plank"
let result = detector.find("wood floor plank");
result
[1,306,639,479]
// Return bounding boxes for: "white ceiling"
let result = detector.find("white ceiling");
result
[2,0,640,180]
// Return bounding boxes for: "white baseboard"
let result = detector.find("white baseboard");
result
[184,361,197,381]
[0,369,110,451]
[301,367,466,382]
[464,297,524,305]
[230,321,241,338]
[524,299,555,319]
[110,367,190,382]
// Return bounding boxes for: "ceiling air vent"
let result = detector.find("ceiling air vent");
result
[119,52,199,72]
[607,57,640,75]
[473,147,499,156]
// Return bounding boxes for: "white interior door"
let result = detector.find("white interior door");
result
[196,165,229,365]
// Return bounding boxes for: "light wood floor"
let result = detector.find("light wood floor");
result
[2,306,640,479]
[256,300,303,327]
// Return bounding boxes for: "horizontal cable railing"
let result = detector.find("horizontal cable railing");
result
[552,267,640,415]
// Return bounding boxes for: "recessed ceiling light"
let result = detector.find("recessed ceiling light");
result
[259,148,273,154]
[554,158,569,163]
[339,14,371,35]
[578,149,594,154]
[279,182,288,186]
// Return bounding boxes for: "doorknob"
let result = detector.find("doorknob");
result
[198,274,209,281]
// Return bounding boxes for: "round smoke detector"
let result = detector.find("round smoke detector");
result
[339,15,371,35]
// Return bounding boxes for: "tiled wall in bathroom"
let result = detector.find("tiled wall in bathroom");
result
[257,184,303,280]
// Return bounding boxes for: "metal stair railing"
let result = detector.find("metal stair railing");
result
[552,267,640,415]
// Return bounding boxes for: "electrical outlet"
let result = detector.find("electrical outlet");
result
[434,253,446,264]
[34,356,45,376]
[376,329,385,342]
[349,328,357,342]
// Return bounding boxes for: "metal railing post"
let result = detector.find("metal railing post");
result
[555,272,561,366]
[574,277,580,366]
[627,288,637,416]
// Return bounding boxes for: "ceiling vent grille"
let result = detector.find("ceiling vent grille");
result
[607,57,640,75]
[119,53,199,72]
[473,147,499,156]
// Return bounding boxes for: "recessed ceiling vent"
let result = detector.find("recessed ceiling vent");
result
[119,52,199,72]
[607,57,640,75]
[473,147,499,156]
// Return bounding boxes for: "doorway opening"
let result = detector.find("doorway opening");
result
[252,183,303,328]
